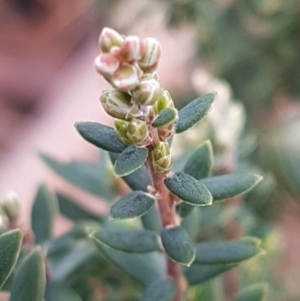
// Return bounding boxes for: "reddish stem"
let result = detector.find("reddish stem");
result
[146,144,185,301]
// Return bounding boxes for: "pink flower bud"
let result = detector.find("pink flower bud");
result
[111,64,142,91]
[94,53,120,77]
[121,35,142,62]
[99,27,124,53]
[132,76,161,106]
[139,38,161,72]
[100,90,140,120]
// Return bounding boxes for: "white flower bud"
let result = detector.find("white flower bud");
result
[99,27,124,53]
[132,76,161,106]
[100,90,140,120]
[94,53,120,77]
[139,38,161,72]
[111,64,142,91]
[121,35,142,62]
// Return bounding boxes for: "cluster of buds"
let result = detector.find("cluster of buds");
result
[115,119,150,146]
[95,27,178,173]
[95,27,161,94]
[152,142,172,174]
[154,90,176,141]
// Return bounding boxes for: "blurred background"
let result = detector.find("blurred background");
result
[1,0,300,299]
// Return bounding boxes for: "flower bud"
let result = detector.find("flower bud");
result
[1,191,20,220]
[100,90,140,120]
[94,53,120,77]
[127,119,150,146]
[154,90,174,114]
[114,119,132,145]
[121,35,142,62]
[158,123,175,141]
[0,207,9,234]
[132,76,161,106]
[99,27,124,53]
[152,142,172,173]
[111,64,142,91]
[139,38,161,72]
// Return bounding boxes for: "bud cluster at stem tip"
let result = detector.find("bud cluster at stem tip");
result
[95,27,178,173]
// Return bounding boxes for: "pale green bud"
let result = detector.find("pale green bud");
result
[158,123,175,141]
[132,76,161,106]
[94,53,120,77]
[1,191,20,220]
[121,35,142,62]
[114,119,132,145]
[99,27,124,53]
[154,90,174,114]
[100,90,140,120]
[139,38,161,72]
[111,64,142,91]
[152,142,172,173]
[0,207,9,234]
[127,119,150,146]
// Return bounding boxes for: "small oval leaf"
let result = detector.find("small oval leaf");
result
[164,172,212,206]
[10,248,46,301]
[142,277,176,301]
[114,146,148,177]
[183,140,213,180]
[75,122,127,153]
[194,237,264,265]
[93,229,161,253]
[109,152,151,192]
[40,154,112,199]
[110,191,155,220]
[31,185,58,244]
[233,283,268,301]
[94,241,164,286]
[161,226,195,266]
[56,192,103,223]
[176,203,194,218]
[175,92,216,133]
[0,229,22,288]
[152,108,178,128]
[184,263,237,285]
[201,173,262,201]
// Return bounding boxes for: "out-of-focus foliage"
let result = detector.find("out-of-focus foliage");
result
[167,0,300,116]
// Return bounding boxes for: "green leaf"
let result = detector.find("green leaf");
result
[31,185,58,244]
[114,146,148,177]
[46,281,82,301]
[233,284,268,301]
[10,248,46,301]
[109,152,151,192]
[110,191,155,220]
[175,92,216,133]
[152,108,178,128]
[94,241,164,286]
[164,172,212,206]
[0,229,22,288]
[40,154,112,200]
[176,203,194,218]
[201,173,262,201]
[183,140,213,180]
[75,122,127,153]
[142,277,176,301]
[181,207,198,242]
[194,237,264,265]
[56,193,104,223]
[50,241,95,280]
[92,229,161,253]
[161,226,195,266]
[184,263,238,285]
[141,206,162,234]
